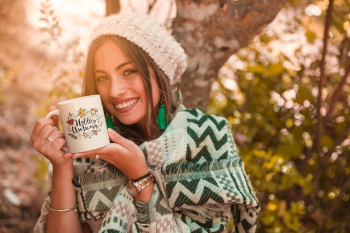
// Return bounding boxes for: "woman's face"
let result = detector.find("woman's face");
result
[93,39,160,132]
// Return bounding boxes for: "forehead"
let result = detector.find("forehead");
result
[93,39,130,66]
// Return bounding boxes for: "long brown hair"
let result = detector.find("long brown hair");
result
[82,35,178,145]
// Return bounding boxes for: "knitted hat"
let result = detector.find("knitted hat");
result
[89,13,187,84]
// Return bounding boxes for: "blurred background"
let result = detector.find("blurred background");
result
[1,0,350,232]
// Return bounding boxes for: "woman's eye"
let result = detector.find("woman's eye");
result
[123,69,137,76]
[96,76,108,82]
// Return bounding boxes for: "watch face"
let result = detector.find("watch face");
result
[127,181,138,197]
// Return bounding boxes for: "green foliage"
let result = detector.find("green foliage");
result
[209,0,350,231]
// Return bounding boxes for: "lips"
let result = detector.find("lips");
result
[114,98,138,110]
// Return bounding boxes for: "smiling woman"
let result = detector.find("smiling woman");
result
[91,38,161,140]
[84,33,175,144]
[31,12,260,233]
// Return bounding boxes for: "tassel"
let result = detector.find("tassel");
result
[157,104,168,130]
[105,114,114,129]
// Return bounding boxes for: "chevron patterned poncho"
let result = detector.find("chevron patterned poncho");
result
[34,109,260,233]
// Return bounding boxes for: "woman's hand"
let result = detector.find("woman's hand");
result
[30,106,73,168]
[71,128,149,180]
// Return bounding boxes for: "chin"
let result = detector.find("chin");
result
[119,119,137,126]
[109,108,146,127]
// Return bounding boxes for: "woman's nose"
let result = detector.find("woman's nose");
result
[109,75,127,98]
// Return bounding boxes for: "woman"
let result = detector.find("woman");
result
[31,13,260,233]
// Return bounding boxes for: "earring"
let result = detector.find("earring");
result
[157,97,168,130]
[105,114,114,129]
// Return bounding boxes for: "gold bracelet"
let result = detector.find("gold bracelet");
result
[48,204,77,212]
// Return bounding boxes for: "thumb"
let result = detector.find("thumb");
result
[108,128,132,148]
[49,106,59,128]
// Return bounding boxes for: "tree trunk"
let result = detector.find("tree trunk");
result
[105,0,120,16]
[173,0,288,111]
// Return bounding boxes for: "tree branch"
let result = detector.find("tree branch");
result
[165,0,176,26]
[324,121,350,158]
[316,0,334,153]
[105,0,120,16]
[315,0,334,162]
[312,121,350,182]
[324,61,350,123]
[173,0,288,110]
[317,174,350,233]
[148,0,158,14]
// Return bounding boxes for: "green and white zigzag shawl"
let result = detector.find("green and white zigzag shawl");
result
[74,109,260,233]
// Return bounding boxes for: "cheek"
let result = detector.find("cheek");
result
[97,86,109,102]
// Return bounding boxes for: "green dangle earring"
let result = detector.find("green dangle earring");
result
[157,97,168,130]
[105,114,114,130]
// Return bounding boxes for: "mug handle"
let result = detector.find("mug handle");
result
[45,109,60,119]
[45,109,69,153]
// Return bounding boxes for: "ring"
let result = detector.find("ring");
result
[47,137,54,143]
[95,154,99,159]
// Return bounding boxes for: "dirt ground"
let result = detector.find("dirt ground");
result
[0,148,48,233]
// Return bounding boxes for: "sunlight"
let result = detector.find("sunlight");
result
[27,0,105,49]
[305,4,321,16]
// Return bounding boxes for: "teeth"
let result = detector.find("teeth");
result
[115,99,138,109]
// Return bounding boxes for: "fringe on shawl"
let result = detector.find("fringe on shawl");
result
[174,203,229,221]
[163,158,240,176]
[74,168,125,186]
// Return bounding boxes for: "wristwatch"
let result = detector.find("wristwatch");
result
[127,173,154,197]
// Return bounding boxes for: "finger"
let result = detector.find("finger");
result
[47,130,65,142]
[51,138,67,155]
[73,145,110,158]
[63,152,75,158]
[33,125,58,153]
[38,124,59,144]
[62,145,68,153]
[108,128,132,149]
[48,106,59,128]
[30,118,57,144]
[73,142,128,159]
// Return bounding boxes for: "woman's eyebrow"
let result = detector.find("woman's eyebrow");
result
[116,61,132,70]
[94,61,132,74]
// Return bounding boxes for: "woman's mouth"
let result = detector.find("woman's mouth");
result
[114,98,138,111]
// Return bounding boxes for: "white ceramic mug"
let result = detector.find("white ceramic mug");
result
[45,95,110,153]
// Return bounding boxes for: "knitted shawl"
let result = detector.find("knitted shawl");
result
[35,109,260,233]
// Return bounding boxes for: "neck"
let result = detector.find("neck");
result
[135,123,161,142]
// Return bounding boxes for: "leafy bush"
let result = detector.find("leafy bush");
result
[209,1,350,232]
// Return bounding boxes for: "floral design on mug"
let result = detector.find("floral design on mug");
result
[66,108,103,140]
[77,108,87,118]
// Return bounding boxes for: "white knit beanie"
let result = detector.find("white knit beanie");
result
[89,13,187,84]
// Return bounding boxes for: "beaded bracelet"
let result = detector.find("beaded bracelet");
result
[48,204,77,212]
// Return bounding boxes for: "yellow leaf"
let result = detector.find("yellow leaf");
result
[286,119,293,128]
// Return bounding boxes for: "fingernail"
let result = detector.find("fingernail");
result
[62,146,68,153]
[108,128,115,135]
